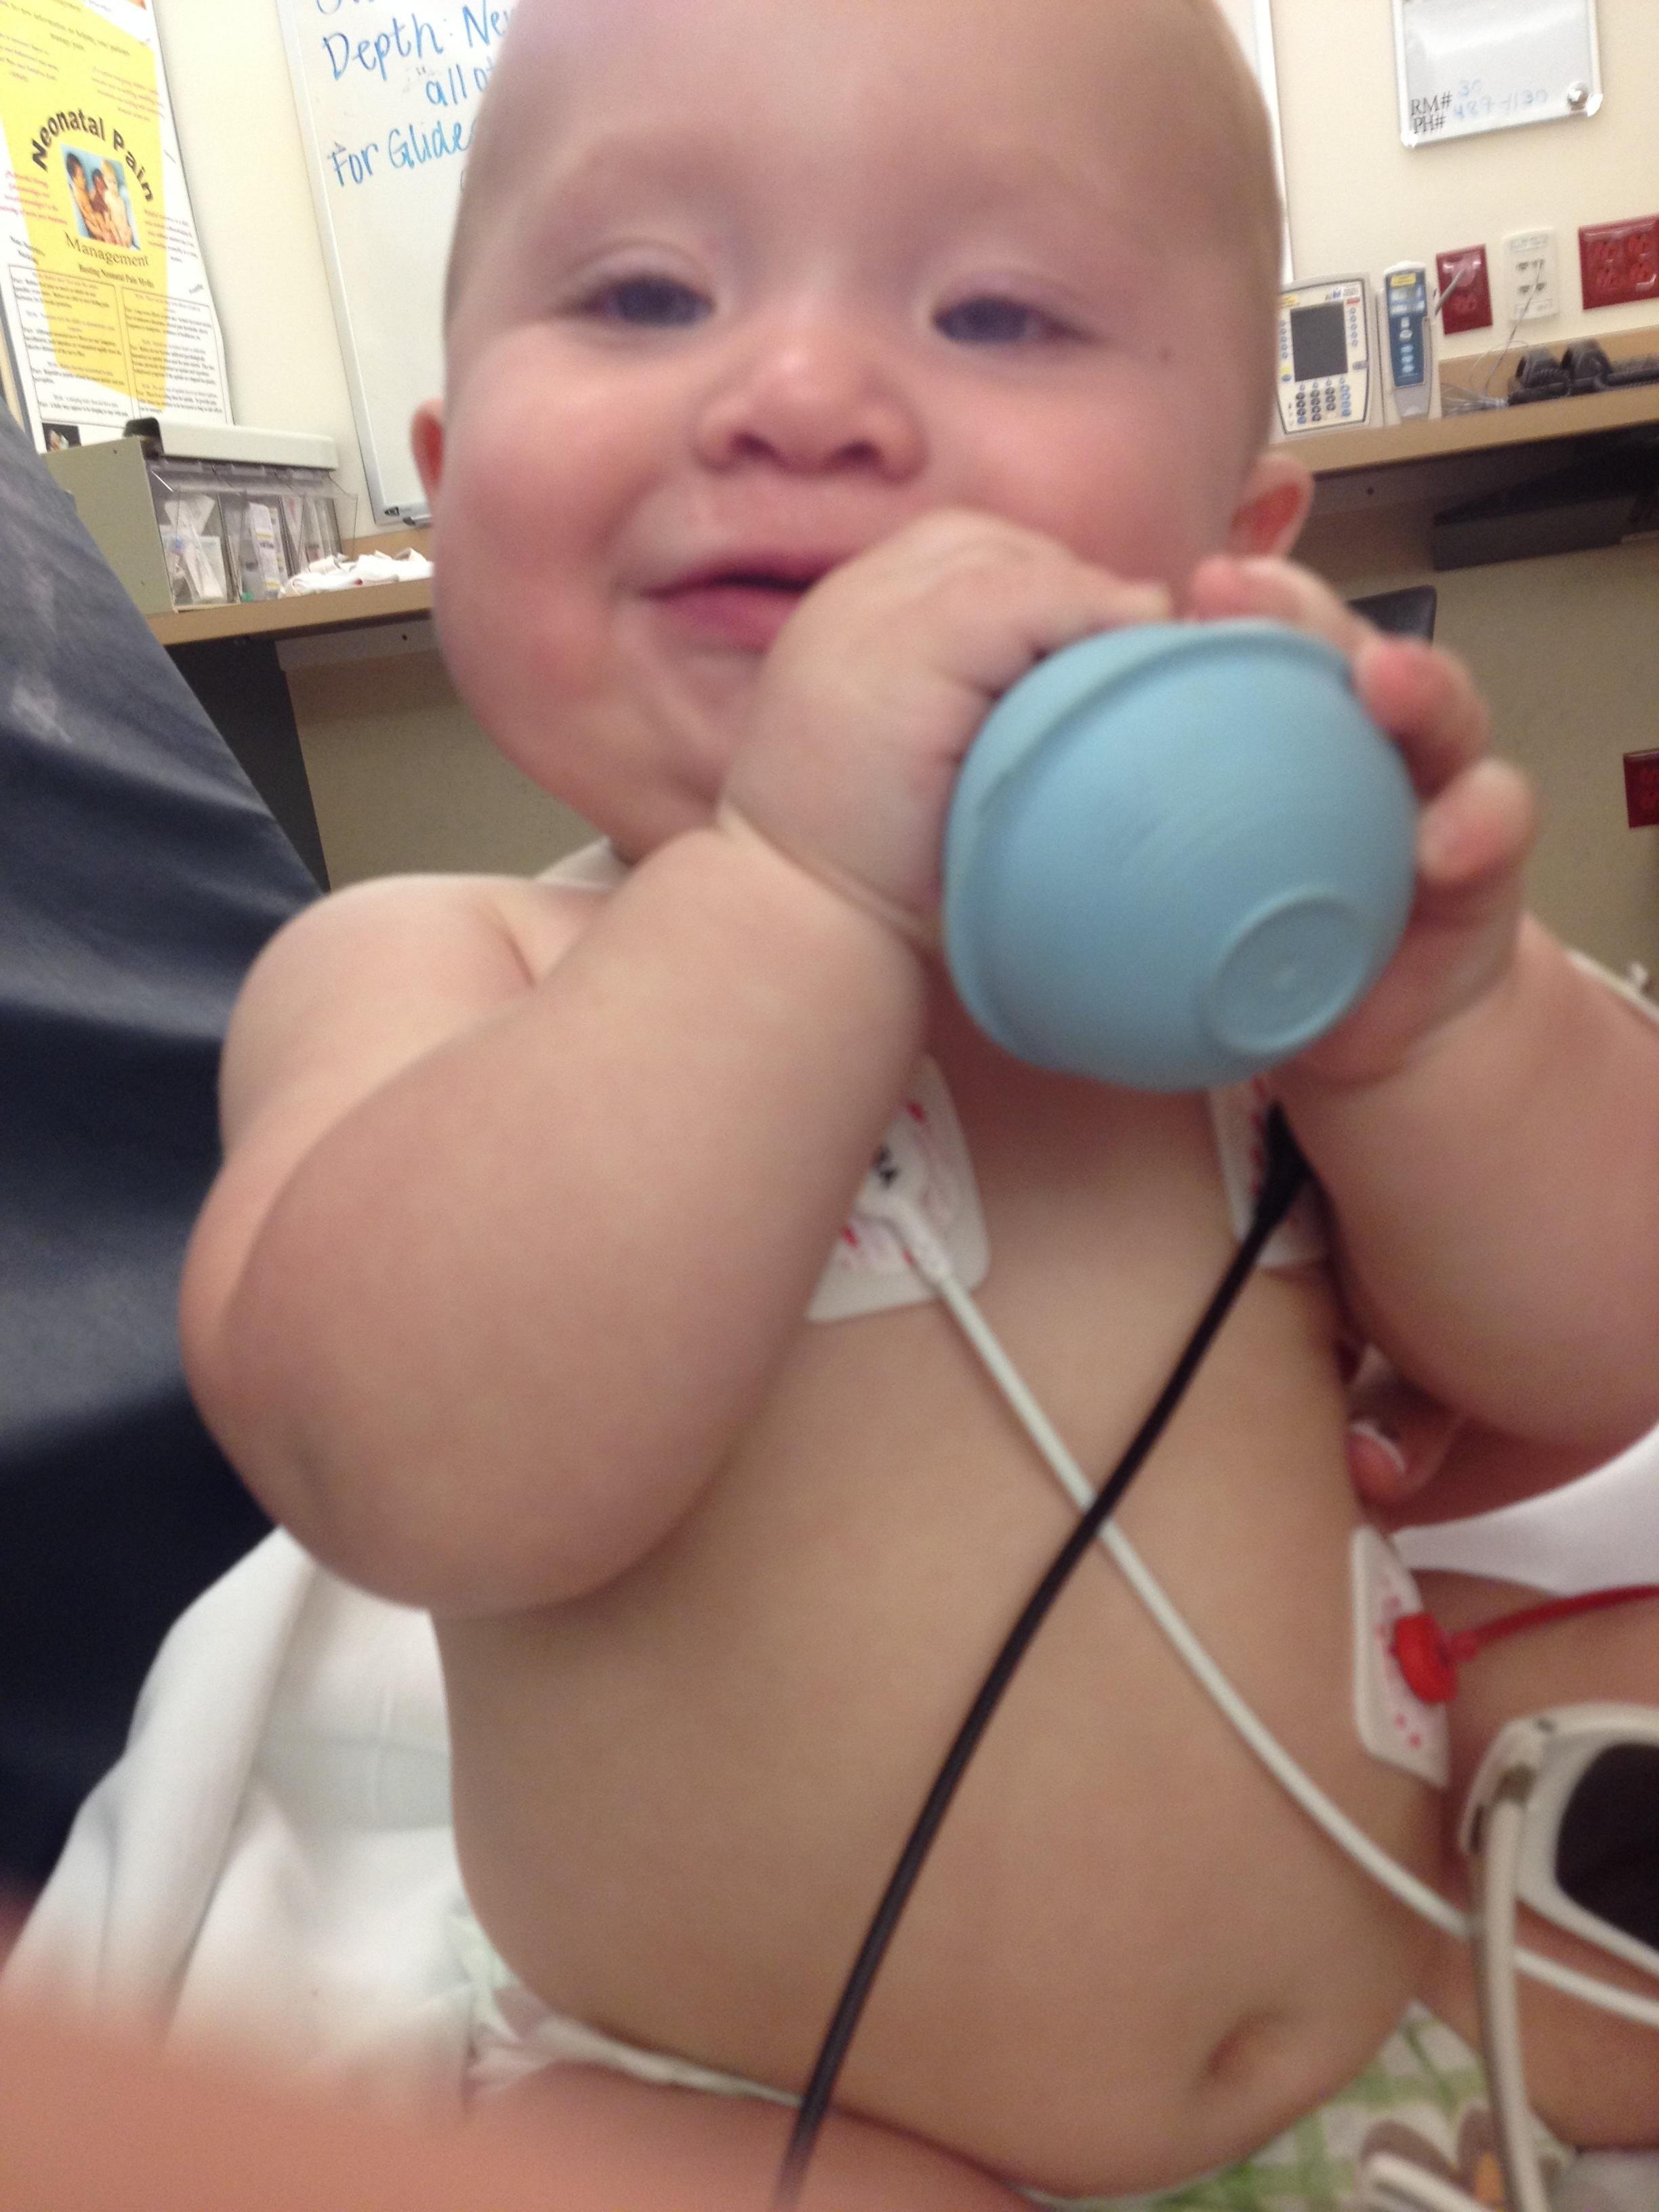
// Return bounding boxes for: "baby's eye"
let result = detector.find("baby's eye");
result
[580,274,711,329]
[935,295,1069,346]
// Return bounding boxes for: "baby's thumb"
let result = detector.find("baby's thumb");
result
[1346,1366,1462,1511]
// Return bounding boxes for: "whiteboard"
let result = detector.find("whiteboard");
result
[276,0,518,522]
[1393,0,1601,148]
[276,0,1286,520]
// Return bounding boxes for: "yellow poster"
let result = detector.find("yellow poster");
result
[0,0,227,448]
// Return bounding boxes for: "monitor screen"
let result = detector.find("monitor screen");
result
[1289,301,1349,382]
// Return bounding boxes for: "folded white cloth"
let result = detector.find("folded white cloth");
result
[280,549,433,594]
[1396,1420,1659,1595]
[2,1530,470,2106]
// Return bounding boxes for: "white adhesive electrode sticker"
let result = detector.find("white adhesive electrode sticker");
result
[1208,1079,1328,1271]
[1351,1525,1450,1788]
[808,1059,989,1322]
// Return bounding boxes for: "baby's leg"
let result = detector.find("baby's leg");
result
[497,2061,1027,2212]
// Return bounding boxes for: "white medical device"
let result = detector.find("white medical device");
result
[1379,261,1433,422]
[1275,276,1373,436]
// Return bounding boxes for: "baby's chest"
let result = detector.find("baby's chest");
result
[805,1057,1325,1340]
[714,1065,1337,1598]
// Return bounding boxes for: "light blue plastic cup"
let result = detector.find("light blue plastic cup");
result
[942,621,1418,1091]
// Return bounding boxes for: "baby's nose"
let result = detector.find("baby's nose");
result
[693,314,926,478]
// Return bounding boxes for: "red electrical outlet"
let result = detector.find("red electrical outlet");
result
[1624,750,1659,829]
[1580,217,1659,310]
[1436,246,1492,334]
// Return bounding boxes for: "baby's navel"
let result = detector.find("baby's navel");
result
[1202,2007,1297,2093]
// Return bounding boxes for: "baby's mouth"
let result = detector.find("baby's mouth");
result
[652,565,827,652]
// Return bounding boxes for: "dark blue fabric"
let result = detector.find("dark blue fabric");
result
[0,411,315,1885]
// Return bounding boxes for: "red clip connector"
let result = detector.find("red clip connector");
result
[1393,1583,1659,1708]
[1392,1611,1459,1704]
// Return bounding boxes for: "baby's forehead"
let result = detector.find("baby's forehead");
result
[450,0,1275,326]
[482,0,1254,216]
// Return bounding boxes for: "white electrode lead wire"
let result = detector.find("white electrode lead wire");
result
[899,1201,1659,2033]
[1472,1782,1555,2212]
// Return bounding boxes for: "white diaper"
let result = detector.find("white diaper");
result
[451,1901,794,2110]
[449,1902,1574,2211]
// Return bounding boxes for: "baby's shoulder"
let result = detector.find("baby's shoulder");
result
[258,862,605,994]
[218,865,605,1126]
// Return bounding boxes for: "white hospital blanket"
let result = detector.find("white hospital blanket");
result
[2,1530,471,2104]
[1395,1419,1659,1594]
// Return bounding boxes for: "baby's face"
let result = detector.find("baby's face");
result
[419,0,1282,856]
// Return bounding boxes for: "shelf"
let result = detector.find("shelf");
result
[148,574,432,649]
[144,373,1659,645]
[1296,378,1659,477]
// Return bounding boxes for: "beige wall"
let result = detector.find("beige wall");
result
[1301,512,1659,975]
[1275,1,1659,380]
[155,0,1659,968]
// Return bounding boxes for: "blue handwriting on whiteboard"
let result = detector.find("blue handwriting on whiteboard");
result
[329,138,380,184]
[323,14,445,80]
[462,5,511,47]
[425,56,495,109]
[388,114,475,168]
[1449,78,1551,125]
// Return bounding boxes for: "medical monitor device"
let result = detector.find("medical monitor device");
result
[1275,276,1373,436]
[1379,262,1433,422]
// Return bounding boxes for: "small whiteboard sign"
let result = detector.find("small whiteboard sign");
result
[1394,0,1601,148]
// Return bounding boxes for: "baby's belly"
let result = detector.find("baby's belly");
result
[439,1243,1442,2196]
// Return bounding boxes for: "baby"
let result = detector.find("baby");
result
[180,0,1659,2203]
[96,161,136,251]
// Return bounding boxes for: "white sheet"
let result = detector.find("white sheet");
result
[1395,1420,1659,1595]
[3,1530,471,2105]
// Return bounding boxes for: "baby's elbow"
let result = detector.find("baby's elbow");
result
[181,1296,654,1617]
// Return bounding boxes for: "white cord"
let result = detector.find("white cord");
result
[894,1198,1659,2032]
[1360,2150,1488,2212]
[1473,1783,1554,2212]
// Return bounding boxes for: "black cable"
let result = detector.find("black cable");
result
[774,1106,1310,2207]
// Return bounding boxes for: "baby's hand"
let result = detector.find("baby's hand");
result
[1188,553,1536,1087]
[722,511,1171,941]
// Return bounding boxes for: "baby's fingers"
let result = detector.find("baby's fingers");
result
[1187,552,1373,659]
[1193,557,1498,808]
[1351,631,1490,800]
[1416,754,1536,895]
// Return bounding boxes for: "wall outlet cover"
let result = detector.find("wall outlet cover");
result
[1624,750,1659,830]
[1580,217,1659,312]
[1436,246,1492,335]
[1504,228,1559,321]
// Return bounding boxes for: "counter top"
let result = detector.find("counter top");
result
[146,369,1659,647]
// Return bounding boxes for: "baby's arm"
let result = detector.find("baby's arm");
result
[0,1998,1024,2212]
[182,849,928,1614]
[183,516,1164,1618]
[1192,556,1659,1463]
[501,2063,1026,2211]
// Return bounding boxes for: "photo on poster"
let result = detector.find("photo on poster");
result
[63,146,142,251]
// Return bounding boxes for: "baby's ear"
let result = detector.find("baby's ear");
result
[411,401,445,508]
[1227,450,1313,558]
